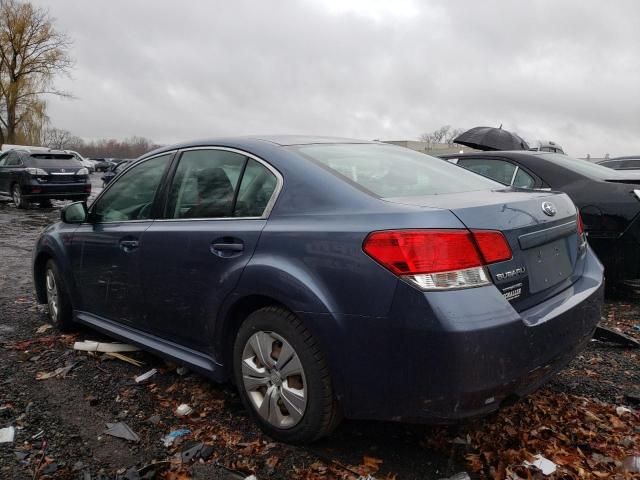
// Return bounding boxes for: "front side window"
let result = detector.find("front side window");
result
[0,152,8,166]
[93,154,171,222]
[6,153,22,166]
[457,158,517,186]
[293,144,499,198]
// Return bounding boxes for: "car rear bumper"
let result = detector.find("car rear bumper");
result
[19,181,91,200]
[316,247,604,422]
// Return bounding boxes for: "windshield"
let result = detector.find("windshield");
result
[293,143,501,197]
[539,153,629,179]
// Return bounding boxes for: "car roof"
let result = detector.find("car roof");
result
[144,135,375,157]
[441,150,548,159]
[609,156,640,160]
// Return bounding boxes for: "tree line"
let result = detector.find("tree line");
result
[41,127,160,159]
[419,125,465,146]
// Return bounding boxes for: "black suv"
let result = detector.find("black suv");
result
[0,149,91,208]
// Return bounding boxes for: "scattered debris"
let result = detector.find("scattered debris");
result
[35,362,79,380]
[523,454,557,475]
[181,442,203,462]
[105,352,144,367]
[41,462,58,475]
[35,324,52,334]
[104,422,140,442]
[135,368,157,383]
[176,366,189,376]
[616,406,631,416]
[175,403,193,417]
[438,473,471,480]
[161,429,191,447]
[0,426,15,443]
[593,325,640,348]
[74,340,140,352]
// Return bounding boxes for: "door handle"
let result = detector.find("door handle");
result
[211,242,244,252]
[119,239,139,252]
[210,239,244,258]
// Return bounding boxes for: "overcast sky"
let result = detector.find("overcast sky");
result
[33,0,640,157]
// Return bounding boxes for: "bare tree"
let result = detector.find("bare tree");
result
[420,125,455,147]
[445,128,464,146]
[0,0,72,144]
[41,126,72,149]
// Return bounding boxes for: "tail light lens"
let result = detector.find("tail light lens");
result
[363,229,512,291]
[577,212,587,251]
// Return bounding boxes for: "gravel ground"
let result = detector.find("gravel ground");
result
[0,177,638,479]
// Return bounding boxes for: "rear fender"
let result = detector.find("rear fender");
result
[214,259,348,397]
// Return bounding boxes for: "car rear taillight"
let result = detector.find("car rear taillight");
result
[577,212,587,251]
[363,229,512,291]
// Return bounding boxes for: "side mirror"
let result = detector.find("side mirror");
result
[61,201,88,224]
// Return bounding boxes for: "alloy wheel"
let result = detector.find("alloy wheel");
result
[241,331,307,429]
[45,269,59,322]
[12,185,21,207]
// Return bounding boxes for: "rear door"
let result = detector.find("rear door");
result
[71,153,174,327]
[139,148,281,350]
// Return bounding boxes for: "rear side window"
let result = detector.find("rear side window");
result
[30,154,74,160]
[166,150,278,219]
[234,159,277,217]
[457,158,516,185]
[293,144,499,197]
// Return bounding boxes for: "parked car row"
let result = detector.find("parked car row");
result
[33,136,604,443]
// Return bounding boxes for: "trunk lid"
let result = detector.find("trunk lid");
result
[385,189,582,311]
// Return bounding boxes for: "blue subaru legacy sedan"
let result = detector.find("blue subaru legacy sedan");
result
[32,136,604,443]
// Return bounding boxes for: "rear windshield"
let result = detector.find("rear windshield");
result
[292,143,500,197]
[539,153,629,179]
[30,154,75,160]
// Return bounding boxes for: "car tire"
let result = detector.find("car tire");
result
[233,306,341,443]
[12,183,28,209]
[44,260,75,332]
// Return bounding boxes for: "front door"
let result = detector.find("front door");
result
[71,153,173,327]
[140,148,280,350]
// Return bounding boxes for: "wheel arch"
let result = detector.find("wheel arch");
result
[33,251,53,303]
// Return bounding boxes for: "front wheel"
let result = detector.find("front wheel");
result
[12,184,28,209]
[44,260,74,331]
[233,306,341,443]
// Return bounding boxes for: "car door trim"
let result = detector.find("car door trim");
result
[155,146,284,222]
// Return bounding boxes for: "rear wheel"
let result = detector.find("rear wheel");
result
[44,260,74,331]
[233,306,341,443]
[12,184,28,209]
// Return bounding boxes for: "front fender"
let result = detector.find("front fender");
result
[33,223,79,305]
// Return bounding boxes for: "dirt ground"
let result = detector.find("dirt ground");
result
[0,177,638,480]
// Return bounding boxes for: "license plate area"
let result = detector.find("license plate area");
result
[524,238,573,293]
